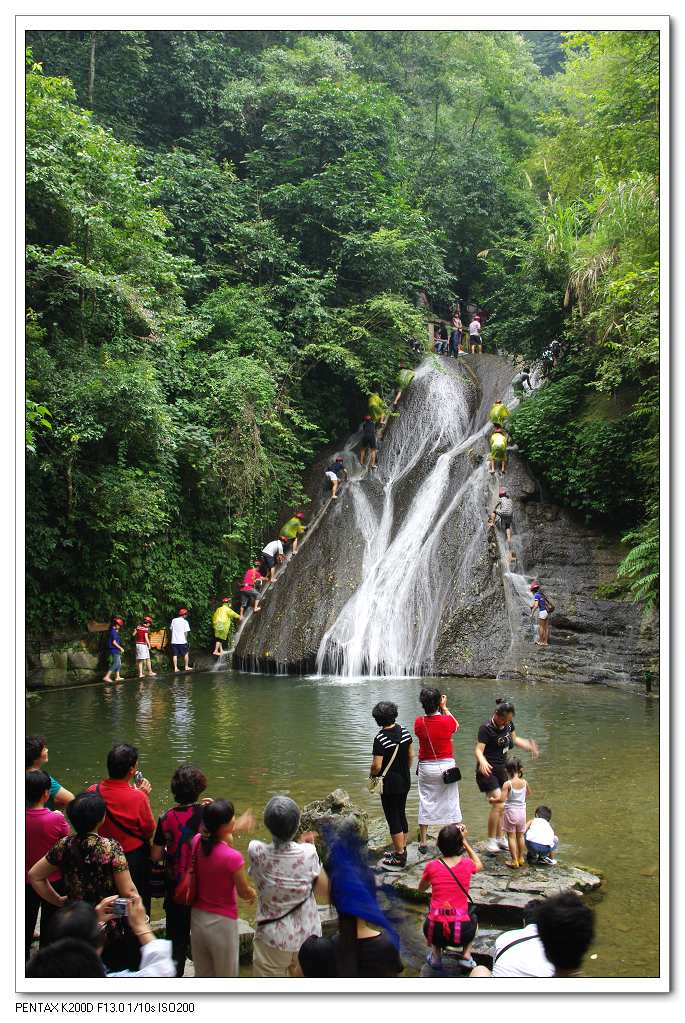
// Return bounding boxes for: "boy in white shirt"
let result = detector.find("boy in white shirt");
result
[170,608,192,673]
[525,805,558,865]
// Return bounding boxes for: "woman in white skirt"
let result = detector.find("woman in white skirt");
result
[414,688,461,854]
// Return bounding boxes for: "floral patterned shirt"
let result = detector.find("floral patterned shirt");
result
[46,834,128,905]
[248,840,322,952]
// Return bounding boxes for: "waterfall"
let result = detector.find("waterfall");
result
[316,358,494,677]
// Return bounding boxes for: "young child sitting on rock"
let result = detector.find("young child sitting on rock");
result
[525,805,559,865]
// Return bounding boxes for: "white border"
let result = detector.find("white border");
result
[10,4,671,1004]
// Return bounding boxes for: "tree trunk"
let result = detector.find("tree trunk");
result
[88,32,96,108]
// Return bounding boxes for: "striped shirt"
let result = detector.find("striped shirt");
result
[372,725,412,795]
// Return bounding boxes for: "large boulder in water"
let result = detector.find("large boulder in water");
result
[299,788,369,848]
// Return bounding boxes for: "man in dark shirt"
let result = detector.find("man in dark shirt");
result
[360,416,378,470]
[324,456,347,500]
[475,700,539,854]
[369,701,413,869]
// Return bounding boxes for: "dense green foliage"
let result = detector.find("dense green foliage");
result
[25,29,659,635]
[483,31,660,608]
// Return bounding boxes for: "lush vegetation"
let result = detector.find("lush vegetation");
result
[25,29,659,635]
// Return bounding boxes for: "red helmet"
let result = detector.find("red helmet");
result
[499,489,507,497]
[143,615,153,623]
[114,616,124,626]
[222,597,230,603]
[295,512,305,520]
[529,581,540,592]
[178,608,188,616]
[364,415,371,421]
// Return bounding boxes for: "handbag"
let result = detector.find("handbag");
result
[173,837,198,906]
[422,717,462,784]
[368,740,400,796]
[149,859,167,900]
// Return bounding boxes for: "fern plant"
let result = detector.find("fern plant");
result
[617,517,659,609]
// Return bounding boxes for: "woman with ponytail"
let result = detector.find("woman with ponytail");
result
[190,800,256,977]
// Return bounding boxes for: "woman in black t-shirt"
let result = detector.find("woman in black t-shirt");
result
[474,698,539,856]
[370,702,413,870]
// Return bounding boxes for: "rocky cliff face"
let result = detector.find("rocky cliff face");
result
[235,354,658,688]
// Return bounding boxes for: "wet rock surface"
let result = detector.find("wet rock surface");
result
[233,353,658,687]
[299,788,369,847]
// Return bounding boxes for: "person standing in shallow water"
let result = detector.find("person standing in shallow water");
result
[103,616,125,683]
[170,608,192,672]
[474,698,539,855]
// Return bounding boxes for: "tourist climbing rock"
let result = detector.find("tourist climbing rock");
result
[133,615,156,678]
[240,561,265,618]
[530,580,554,647]
[369,701,413,870]
[393,364,415,407]
[324,456,347,500]
[489,399,510,427]
[360,416,378,469]
[500,758,530,869]
[260,538,286,582]
[281,511,307,554]
[418,823,482,973]
[474,698,539,854]
[512,366,532,398]
[103,616,125,683]
[368,390,388,426]
[488,425,508,474]
[525,805,559,865]
[170,608,192,672]
[212,598,241,656]
[491,488,514,544]
[468,316,482,353]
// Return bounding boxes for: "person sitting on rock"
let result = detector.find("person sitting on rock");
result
[325,456,347,500]
[281,512,307,555]
[239,561,264,619]
[488,426,508,475]
[525,805,559,865]
[534,892,595,976]
[418,823,482,973]
[489,399,509,428]
[212,598,241,656]
[360,416,378,470]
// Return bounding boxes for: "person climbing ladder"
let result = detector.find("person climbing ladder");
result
[212,598,241,656]
[324,456,347,500]
[280,511,307,554]
[360,416,378,470]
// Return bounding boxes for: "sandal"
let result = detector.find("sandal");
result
[457,956,477,970]
[504,860,519,869]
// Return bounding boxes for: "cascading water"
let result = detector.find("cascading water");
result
[316,358,502,677]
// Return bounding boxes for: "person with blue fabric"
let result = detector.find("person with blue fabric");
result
[297,827,404,977]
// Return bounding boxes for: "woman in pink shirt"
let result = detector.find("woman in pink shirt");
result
[239,561,264,619]
[25,770,70,959]
[190,800,257,977]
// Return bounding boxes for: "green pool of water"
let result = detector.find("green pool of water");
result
[27,670,659,978]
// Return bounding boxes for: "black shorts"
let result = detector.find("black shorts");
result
[475,762,508,794]
[362,437,378,450]
[170,643,188,658]
[240,589,259,608]
[262,553,276,569]
[498,514,513,531]
[423,915,478,950]
[380,790,409,836]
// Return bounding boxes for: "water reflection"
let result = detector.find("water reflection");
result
[27,670,659,978]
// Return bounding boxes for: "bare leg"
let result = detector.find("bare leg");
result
[172,656,179,672]
[332,480,339,499]
[506,526,512,543]
[184,654,192,672]
[360,447,367,465]
[390,832,405,854]
[138,663,144,678]
[419,824,429,847]
[517,831,526,866]
[487,790,503,838]
[146,659,156,676]
[505,832,518,867]
[254,601,261,613]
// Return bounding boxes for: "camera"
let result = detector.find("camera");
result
[112,898,129,917]
[133,770,143,786]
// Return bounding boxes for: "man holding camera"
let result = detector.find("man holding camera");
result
[87,744,155,913]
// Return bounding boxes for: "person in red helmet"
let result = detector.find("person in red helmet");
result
[280,511,307,555]
[103,616,125,684]
[212,599,241,656]
[360,415,378,469]
[170,608,192,673]
[133,615,156,679]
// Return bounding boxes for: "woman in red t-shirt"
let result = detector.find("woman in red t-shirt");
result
[414,688,462,853]
[418,823,483,972]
